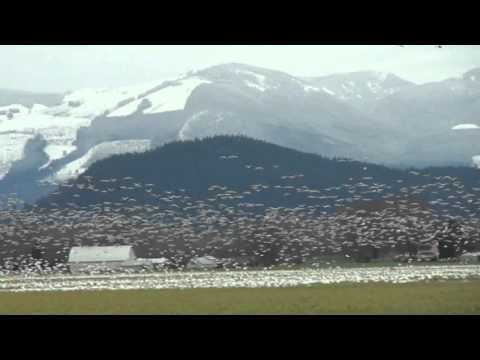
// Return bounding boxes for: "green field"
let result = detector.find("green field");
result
[1,280,479,315]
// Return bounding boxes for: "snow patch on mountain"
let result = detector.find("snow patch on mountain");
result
[47,80,167,119]
[0,104,30,121]
[0,133,31,179]
[40,143,78,171]
[30,104,49,113]
[473,155,480,168]
[108,77,210,117]
[235,70,269,92]
[179,111,209,141]
[366,81,380,93]
[305,71,415,109]
[144,78,210,114]
[0,113,89,179]
[106,98,145,118]
[321,87,335,96]
[244,81,267,92]
[303,85,320,93]
[52,140,152,182]
[452,124,480,130]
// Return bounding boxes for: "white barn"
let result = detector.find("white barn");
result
[68,245,166,274]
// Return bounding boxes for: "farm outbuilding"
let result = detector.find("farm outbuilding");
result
[460,252,480,264]
[150,257,170,270]
[186,256,222,270]
[67,245,166,274]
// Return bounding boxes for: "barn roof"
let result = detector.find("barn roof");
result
[68,246,134,263]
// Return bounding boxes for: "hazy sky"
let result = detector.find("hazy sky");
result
[1,45,479,93]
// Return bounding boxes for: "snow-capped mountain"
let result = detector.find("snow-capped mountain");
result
[73,63,389,165]
[1,63,480,203]
[0,76,176,180]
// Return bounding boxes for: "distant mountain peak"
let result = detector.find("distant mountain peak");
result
[194,62,313,95]
[199,62,283,74]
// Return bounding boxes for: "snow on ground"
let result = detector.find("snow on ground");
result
[53,140,151,182]
[108,78,210,117]
[452,124,480,130]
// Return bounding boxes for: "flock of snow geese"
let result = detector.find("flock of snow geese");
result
[0,153,480,278]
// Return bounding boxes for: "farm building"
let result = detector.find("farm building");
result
[150,257,170,270]
[186,256,222,270]
[67,245,168,274]
[460,252,480,264]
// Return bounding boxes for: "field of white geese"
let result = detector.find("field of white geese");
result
[1,265,480,292]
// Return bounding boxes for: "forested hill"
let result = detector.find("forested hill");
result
[36,135,480,217]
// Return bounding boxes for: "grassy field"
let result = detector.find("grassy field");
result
[1,280,479,315]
